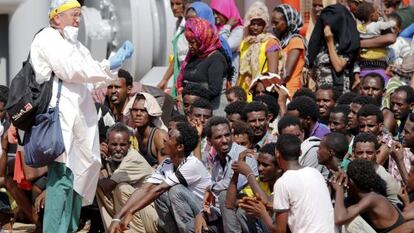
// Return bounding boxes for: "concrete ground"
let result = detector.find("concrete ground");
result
[12,222,89,232]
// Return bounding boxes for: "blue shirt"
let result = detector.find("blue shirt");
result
[210,143,258,196]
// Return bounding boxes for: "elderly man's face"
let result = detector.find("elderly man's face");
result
[58,7,81,28]
[108,131,130,162]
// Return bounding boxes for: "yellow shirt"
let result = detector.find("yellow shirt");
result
[241,178,272,197]
[238,38,280,102]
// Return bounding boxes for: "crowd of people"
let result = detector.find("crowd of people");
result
[1,0,414,232]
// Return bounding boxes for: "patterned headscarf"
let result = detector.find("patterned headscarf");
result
[176,17,222,91]
[190,1,234,61]
[210,0,243,31]
[274,4,304,48]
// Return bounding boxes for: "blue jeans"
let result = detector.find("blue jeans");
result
[155,185,202,233]
[218,191,268,233]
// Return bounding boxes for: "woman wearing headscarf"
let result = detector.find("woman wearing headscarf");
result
[272,4,305,97]
[238,1,281,101]
[176,17,229,114]
[157,0,188,95]
[307,4,360,93]
[186,1,234,88]
[210,0,244,85]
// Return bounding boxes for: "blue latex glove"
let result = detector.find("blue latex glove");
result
[109,40,134,70]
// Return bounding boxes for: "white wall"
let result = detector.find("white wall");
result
[9,0,49,79]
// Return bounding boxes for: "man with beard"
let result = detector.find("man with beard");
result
[97,123,158,232]
[201,117,258,233]
[109,122,212,233]
[130,93,168,166]
[316,84,339,125]
[242,101,277,151]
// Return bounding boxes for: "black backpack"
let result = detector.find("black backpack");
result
[5,54,54,131]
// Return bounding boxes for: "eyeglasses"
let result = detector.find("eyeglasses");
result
[60,12,82,20]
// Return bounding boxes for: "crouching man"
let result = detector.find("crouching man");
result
[97,123,158,232]
[108,122,212,233]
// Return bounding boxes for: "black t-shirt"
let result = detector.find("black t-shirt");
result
[183,51,227,100]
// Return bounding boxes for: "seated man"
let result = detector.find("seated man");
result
[104,69,177,126]
[278,115,329,178]
[225,143,282,233]
[3,125,47,232]
[317,132,350,172]
[316,84,339,125]
[225,101,247,127]
[130,93,168,166]
[231,121,254,150]
[287,96,330,139]
[186,98,213,162]
[182,83,210,116]
[328,105,352,143]
[201,117,258,233]
[254,94,280,135]
[97,123,158,232]
[353,132,402,207]
[242,101,277,151]
[332,160,405,232]
[109,122,211,233]
[239,134,336,233]
[226,86,247,104]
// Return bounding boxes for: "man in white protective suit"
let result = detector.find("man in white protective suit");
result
[29,0,134,231]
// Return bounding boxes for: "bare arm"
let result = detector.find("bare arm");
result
[239,197,279,233]
[324,25,347,73]
[283,49,301,83]
[232,150,269,201]
[274,211,289,233]
[360,33,396,48]
[266,51,279,74]
[334,186,371,225]
[154,130,169,164]
[376,144,391,166]
[224,172,239,209]
[190,118,203,161]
